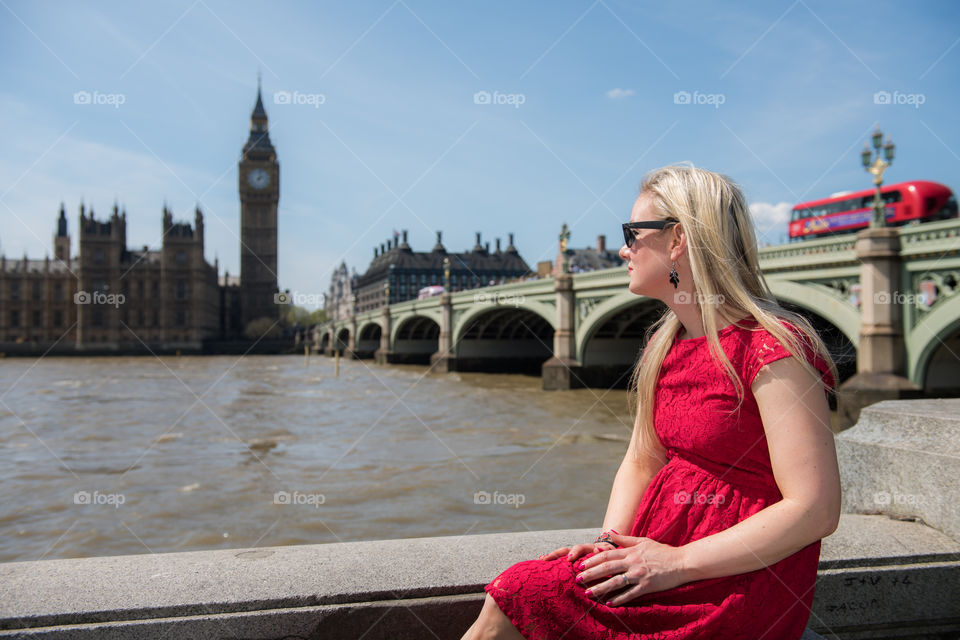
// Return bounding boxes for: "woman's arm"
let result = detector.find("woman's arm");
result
[540,417,667,562]
[676,354,840,578]
[577,355,840,604]
[601,425,668,534]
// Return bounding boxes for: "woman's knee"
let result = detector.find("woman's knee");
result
[472,594,523,639]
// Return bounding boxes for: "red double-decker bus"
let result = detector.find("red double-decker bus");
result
[789,180,957,241]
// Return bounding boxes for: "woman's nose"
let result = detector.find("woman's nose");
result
[619,243,630,260]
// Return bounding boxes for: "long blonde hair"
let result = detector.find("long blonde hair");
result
[630,164,837,457]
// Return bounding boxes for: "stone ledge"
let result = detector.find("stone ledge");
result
[2,514,959,639]
[837,399,960,543]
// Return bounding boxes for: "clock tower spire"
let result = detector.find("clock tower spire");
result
[238,79,280,332]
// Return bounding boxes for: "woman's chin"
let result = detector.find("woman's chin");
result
[627,282,650,297]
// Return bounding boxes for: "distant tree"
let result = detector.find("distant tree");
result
[282,305,327,327]
[244,317,282,340]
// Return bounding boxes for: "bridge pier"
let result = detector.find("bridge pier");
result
[374,307,393,364]
[542,273,582,390]
[430,293,457,372]
[838,227,920,427]
[340,316,359,359]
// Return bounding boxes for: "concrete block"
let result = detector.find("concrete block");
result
[2,516,959,639]
[837,399,960,543]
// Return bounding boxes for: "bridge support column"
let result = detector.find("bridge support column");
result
[322,324,336,357]
[838,227,920,428]
[344,316,359,359]
[375,308,393,364]
[542,274,582,390]
[430,294,457,372]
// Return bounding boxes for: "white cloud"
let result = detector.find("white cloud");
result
[748,201,792,246]
[606,88,635,100]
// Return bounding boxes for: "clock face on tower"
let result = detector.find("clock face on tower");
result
[247,168,270,189]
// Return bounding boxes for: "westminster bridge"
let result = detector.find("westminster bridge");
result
[316,219,960,423]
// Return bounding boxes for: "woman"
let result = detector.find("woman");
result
[462,165,840,640]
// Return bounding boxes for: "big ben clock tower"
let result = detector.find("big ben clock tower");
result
[238,81,280,329]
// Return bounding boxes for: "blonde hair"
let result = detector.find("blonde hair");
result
[629,164,837,457]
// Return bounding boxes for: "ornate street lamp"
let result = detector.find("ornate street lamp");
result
[442,256,451,291]
[861,126,895,228]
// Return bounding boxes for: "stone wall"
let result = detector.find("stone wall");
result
[2,515,959,639]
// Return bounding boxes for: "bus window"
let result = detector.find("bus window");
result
[882,190,902,204]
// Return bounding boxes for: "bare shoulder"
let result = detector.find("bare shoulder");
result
[752,354,830,421]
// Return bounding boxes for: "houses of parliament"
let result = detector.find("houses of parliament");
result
[0,87,281,352]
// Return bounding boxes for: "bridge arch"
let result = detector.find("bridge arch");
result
[454,306,554,374]
[354,321,383,359]
[318,330,331,352]
[334,327,350,354]
[576,291,658,362]
[452,299,556,341]
[391,315,440,364]
[766,281,860,347]
[907,296,960,390]
[576,292,665,388]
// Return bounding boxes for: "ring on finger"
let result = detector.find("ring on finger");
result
[620,574,630,587]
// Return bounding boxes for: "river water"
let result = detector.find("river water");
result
[0,355,634,563]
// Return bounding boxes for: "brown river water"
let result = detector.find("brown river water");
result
[0,355,635,563]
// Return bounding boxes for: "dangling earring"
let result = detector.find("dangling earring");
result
[669,262,679,288]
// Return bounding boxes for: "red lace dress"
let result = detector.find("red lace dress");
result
[485,318,834,640]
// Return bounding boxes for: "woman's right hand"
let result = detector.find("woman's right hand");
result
[538,542,617,563]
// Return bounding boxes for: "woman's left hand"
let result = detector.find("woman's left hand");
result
[574,532,689,606]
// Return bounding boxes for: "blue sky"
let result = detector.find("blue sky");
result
[1,1,958,308]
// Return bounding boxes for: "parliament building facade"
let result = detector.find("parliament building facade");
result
[0,87,281,352]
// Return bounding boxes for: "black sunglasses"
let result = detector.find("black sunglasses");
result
[622,220,677,248]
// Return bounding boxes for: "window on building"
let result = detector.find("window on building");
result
[153,309,159,327]
[32,310,42,327]
[152,281,159,297]
[53,282,63,301]
[175,281,187,300]
[53,310,63,328]
[92,309,104,327]
[10,282,20,301]
[10,310,20,327]
[94,249,104,264]
[32,281,42,300]
[137,281,144,299]
[175,310,186,326]
[176,250,187,265]
[138,310,144,326]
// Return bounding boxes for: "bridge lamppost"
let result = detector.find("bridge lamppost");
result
[442,256,451,291]
[861,126,896,228]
